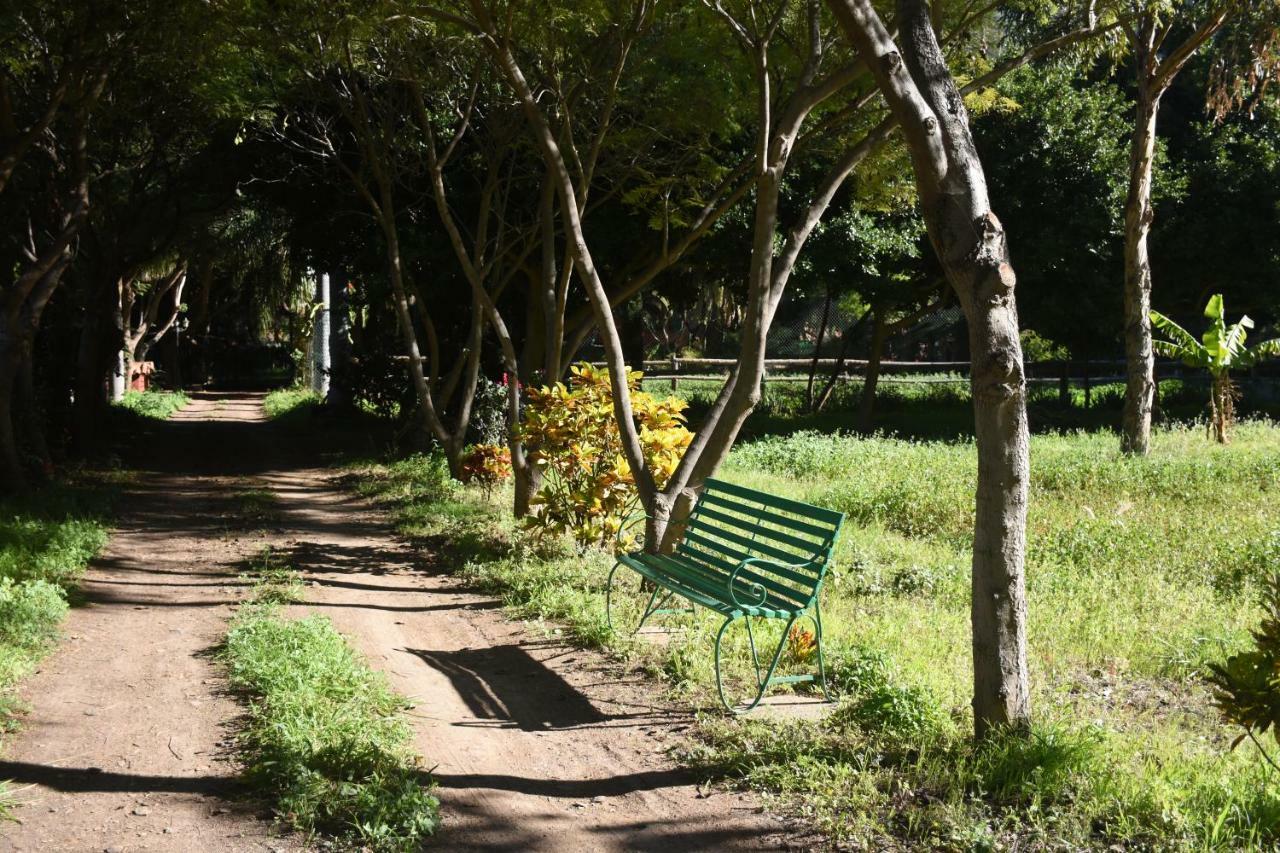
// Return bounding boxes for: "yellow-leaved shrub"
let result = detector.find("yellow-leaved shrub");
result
[521,363,692,548]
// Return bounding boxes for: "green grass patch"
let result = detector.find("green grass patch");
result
[347,418,1280,850]
[243,547,303,605]
[263,388,323,421]
[220,566,438,850]
[0,480,111,817]
[0,483,109,709]
[113,389,190,420]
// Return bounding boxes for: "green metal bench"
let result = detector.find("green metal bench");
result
[606,478,845,713]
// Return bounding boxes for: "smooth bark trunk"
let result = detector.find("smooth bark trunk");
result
[0,329,24,491]
[312,272,331,397]
[327,272,353,409]
[1121,80,1160,455]
[827,0,1031,737]
[859,309,887,432]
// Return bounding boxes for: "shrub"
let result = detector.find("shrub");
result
[0,578,67,654]
[520,363,692,547]
[465,377,509,447]
[458,444,512,497]
[825,643,948,748]
[1208,574,1280,766]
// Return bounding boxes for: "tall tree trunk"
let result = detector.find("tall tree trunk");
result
[806,288,833,411]
[327,272,353,409]
[74,293,112,454]
[859,308,886,432]
[828,0,1031,737]
[312,272,331,397]
[0,325,25,491]
[1121,75,1161,455]
[16,347,50,475]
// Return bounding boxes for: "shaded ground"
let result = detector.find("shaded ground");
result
[2,392,803,851]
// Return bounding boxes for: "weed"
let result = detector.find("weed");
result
[232,487,280,528]
[245,548,303,605]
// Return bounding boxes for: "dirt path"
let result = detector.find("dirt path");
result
[2,393,805,852]
[1,394,297,852]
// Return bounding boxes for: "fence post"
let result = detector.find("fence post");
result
[671,356,679,393]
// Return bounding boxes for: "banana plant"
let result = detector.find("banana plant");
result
[1150,294,1280,444]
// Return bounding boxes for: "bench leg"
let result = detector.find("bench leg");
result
[714,614,798,715]
[606,562,688,635]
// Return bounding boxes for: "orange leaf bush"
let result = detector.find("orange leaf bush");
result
[459,444,512,497]
[520,363,692,548]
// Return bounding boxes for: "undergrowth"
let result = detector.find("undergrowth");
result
[0,480,111,820]
[347,420,1280,850]
[263,388,322,421]
[113,389,189,420]
[220,560,438,850]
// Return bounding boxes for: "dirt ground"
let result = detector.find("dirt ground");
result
[1,393,814,852]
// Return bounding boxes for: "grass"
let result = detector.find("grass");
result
[0,483,109,711]
[0,480,111,818]
[112,389,190,420]
[263,388,323,421]
[348,418,1280,851]
[647,373,1280,441]
[219,559,438,850]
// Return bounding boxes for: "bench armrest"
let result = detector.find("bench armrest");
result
[727,556,822,609]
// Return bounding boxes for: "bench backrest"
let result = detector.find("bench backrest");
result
[676,478,845,610]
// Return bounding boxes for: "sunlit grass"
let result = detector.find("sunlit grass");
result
[349,420,1280,849]
[220,565,438,850]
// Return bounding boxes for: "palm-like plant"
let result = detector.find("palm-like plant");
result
[1150,294,1280,444]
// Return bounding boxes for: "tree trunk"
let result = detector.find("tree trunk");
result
[827,0,1031,737]
[1211,373,1233,444]
[1121,76,1161,455]
[16,347,50,475]
[806,288,833,411]
[74,294,113,454]
[859,308,887,432]
[0,323,25,492]
[312,272,331,397]
[327,272,353,409]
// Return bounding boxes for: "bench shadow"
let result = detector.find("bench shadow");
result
[406,645,608,732]
[0,760,239,796]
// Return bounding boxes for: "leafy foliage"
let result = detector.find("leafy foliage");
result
[1152,294,1280,442]
[520,363,692,548]
[458,444,512,498]
[1208,574,1280,762]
